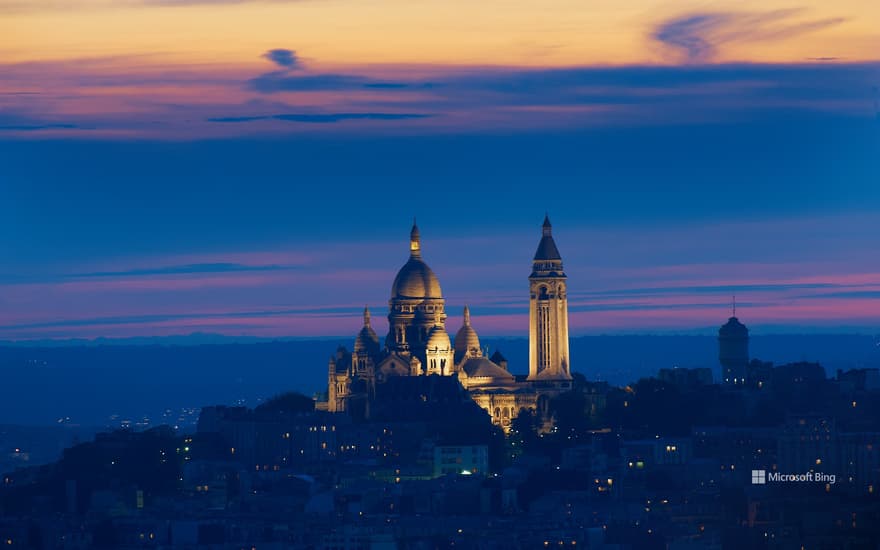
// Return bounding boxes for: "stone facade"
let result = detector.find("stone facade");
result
[324,217,575,430]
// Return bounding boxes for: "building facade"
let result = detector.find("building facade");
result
[323,217,574,430]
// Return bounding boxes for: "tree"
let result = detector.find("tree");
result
[254,392,315,415]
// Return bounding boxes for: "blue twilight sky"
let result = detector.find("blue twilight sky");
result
[1,1,880,339]
[2,112,879,341]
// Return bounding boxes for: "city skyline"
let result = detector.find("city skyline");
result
[3,5,880,546]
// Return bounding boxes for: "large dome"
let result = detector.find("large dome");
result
[390,221,443,299]
[391,257,443,299]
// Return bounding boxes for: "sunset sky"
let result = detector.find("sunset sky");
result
[1,0,878,340]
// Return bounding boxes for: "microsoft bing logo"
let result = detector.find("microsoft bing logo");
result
[751,470,766,484]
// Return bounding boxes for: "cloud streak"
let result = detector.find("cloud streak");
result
[1,49,877,138]
[208,112,431,124]
[70,262,292,278]
[653,9,847,63]
[0,123,79,131]
[1,213,879,340]
[0,112,84,132]
[248,71,417,93]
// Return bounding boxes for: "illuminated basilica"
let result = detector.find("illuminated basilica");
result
[322,217,574,430]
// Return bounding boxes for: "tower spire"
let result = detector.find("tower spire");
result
[533,214,562,263]
[363,305,371,326]
[732,295,736,318]
[463,305,471,326]
[410,218,421,258]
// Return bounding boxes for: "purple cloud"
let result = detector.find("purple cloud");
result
[208,112,431,124]
[262,48,300,69]
[653,9,847,63]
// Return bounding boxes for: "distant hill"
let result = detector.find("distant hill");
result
[1,334,877,426]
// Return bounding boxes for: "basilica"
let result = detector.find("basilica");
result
[320,217,574,431]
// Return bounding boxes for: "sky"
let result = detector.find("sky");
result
[0,0,879,341]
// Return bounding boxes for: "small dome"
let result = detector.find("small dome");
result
[426,324,451,350]
[454,305,481,362]
[354,325,379,353]
[353,306,380,354]
[462,356,514,380]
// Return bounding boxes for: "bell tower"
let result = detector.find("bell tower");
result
[528,215,572,381]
